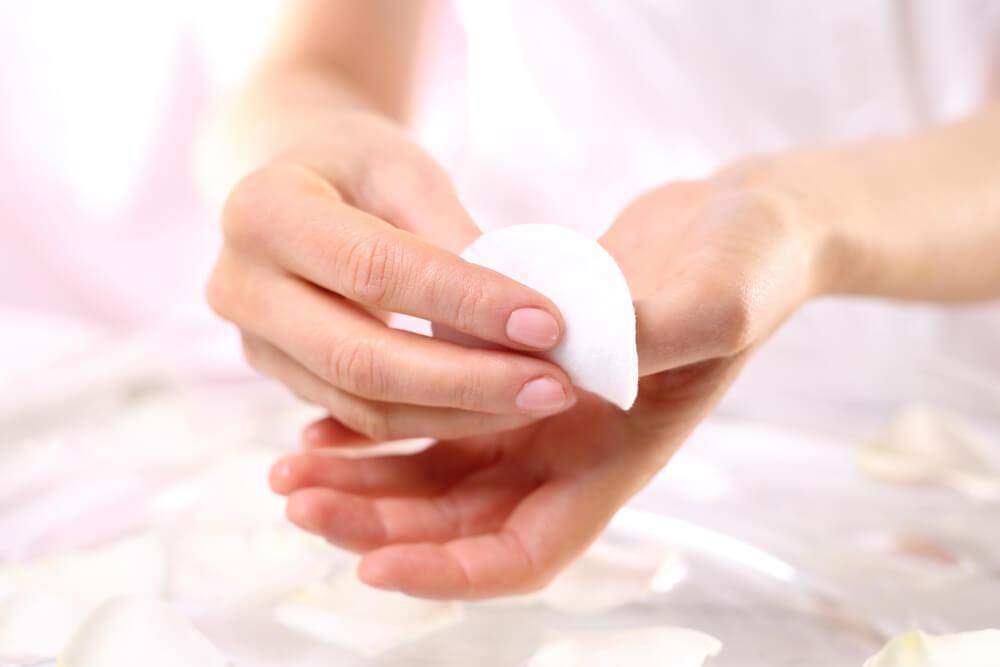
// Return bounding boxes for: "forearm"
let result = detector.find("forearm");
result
[215,67,375,180]
[203,0,429,196]
[727,104,1000,302]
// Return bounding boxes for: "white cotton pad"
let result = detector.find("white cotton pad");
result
[450,224,638,410]
[274,567,464,658]
[862,629,1000,667]
[526,626,722,667]
[857,404,1000,501]
[58,596,228,667]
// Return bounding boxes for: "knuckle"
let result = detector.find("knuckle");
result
[451,366,487,409]
[449,278,489,335]
[328,337,388,397]
[221,168,278,248]
[222,164,329,252]
[341,233,403,307]
[204,253,252,323]
[204,266,232,320]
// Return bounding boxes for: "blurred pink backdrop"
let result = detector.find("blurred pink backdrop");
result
[0,2,286,327]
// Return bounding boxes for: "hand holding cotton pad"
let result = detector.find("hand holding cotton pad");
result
[451,224,639,410]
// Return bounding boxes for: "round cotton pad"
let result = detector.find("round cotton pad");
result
[456,224,638,410]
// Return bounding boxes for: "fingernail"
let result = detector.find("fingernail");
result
[516,377,571,413]
[506,308,560,349]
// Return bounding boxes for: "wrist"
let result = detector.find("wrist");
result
[712,152,866,300]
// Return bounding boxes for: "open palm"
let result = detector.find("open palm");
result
[271,360,740,599]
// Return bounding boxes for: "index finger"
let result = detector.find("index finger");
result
[227,165,564,351]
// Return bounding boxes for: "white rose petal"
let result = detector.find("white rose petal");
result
[0,535,165,656]
[167,522,335,608]
[527,626,722,667]
[863,629,1000,667]
[858,405,1000,500]
[275,567,464,658]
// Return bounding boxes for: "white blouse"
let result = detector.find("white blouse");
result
[435,0,1000,428]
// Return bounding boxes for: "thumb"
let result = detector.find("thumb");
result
[632,276,752,375]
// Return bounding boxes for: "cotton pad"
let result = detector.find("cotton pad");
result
[275,567,464,658]
[526,626,722,667]
[59,596,228,667]
[450,224,638,410]
[862,629,1000,667]
[857,404,1000,500]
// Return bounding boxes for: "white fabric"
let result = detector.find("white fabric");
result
[0,1,997,428]
[438,0,1000,426]
[862,629,1000,667]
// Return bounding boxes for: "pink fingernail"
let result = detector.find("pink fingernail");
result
[506,308,560,349]
[516,377,570,413]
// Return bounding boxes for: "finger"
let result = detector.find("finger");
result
[357,476,625,599]
[269,439,500,497]
[284,465,531,552]
[232,276,575,416]
[302,417,372,449]
[242,335,539,440]
[226,165,564,351]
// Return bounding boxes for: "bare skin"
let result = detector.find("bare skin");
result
[208,1,1000,598]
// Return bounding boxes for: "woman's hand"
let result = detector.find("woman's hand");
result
[601,176,831,376]
[272,104,1000,599]
[267,172,831,599]
[207,112,578,441]
[271,357,743,599]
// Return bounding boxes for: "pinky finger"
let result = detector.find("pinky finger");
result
[302,417,372,449]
